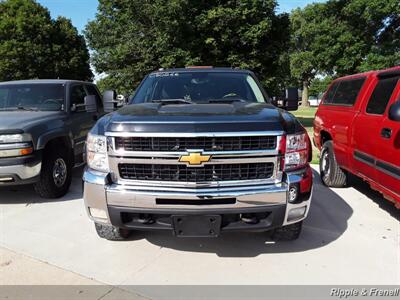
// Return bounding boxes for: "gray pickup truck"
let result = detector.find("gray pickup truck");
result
[0,80,102,198]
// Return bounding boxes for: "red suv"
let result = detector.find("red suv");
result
[314,66,400,208]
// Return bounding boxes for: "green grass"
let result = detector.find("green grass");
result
[292,106,319,164]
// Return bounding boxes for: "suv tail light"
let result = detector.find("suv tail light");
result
[279,133,310,171]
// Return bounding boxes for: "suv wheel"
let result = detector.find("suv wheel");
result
[271,221,303,241]
[319,141,347,188]
[94,223,131,241]
[34,149,72,198]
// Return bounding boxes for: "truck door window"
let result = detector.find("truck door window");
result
[71,85,87,112]
[366,76,399,115]
[324,77,366,106]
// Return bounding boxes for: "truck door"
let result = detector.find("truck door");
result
[373,75,400,198]
[68,84,96,161]
[322,77,366,169]
[352,74,400,187]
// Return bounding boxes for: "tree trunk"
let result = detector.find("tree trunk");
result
[301,80,309,107]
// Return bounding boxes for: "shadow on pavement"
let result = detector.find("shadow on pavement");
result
[348,174,399,221]
[142,170,354,257]
[0,167,84,204]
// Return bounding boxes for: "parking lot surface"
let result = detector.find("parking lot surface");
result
[0,166,399,288]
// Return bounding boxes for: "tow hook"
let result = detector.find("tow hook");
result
[241,214,259,224]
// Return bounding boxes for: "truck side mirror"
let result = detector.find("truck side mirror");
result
[103,90,118,113]
[284,87,299,111]
[84,95,97,113]
[273,88,299,111]
[388,101,400,122]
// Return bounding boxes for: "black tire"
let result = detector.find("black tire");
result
[95,223,131,241]
[272,221,302,241]
[34,148,72,198]
[319,141,347,188]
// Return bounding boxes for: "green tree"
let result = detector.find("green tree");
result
[309,76,332,97]
[0,0,92,81]
[290,0,399,106]
[85,0,291,95]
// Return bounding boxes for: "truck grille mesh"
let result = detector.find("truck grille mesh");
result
[119,163,274,182]
[115,136,276,152]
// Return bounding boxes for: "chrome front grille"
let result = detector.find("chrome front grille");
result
[115,136,277,152]
[119,163,275,182]
[106,131,283,188]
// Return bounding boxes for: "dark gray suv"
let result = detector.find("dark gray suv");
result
[0,79,102,198]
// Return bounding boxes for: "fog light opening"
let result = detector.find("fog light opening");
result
[287,206,306,222]
[89,207,108,220]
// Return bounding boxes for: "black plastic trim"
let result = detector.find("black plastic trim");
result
[354,150,400,180]
[0,129,24,135]
[377,69,400,79]
[108,204,287,234]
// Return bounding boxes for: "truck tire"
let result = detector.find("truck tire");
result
[94,223,131,241]
[34,149,72,198]
[272,221,302,241]
[319,141,347,188]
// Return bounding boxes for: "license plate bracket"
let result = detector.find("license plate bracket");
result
[172,215,221,237]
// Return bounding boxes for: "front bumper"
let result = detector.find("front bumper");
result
[0,152,42,185]
[83,166,313,235]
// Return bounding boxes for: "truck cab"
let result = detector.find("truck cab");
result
[314,66,400,208]
[83,68,313,240]
[0,80,102,198]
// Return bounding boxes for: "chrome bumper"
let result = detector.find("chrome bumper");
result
[0,161,41,184]
[83,166,312,227]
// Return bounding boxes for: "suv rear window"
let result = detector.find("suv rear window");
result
[324,77,366,106]
[366,76,399,115]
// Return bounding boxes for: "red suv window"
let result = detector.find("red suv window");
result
[366,76,399,115]
[324,77,366,106]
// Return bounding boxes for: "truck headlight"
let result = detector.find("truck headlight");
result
[0,134,33,158]
[86,134,109,172]
[0,133,32,143]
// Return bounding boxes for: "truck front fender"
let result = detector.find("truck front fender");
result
[35,129,74,151]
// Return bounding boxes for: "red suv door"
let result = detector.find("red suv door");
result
[373,74,400,202]
[320,76,367,169]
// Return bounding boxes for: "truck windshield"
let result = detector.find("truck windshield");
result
[132,72,267,104]
[0,84,65,111]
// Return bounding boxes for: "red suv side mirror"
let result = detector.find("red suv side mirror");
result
[388,101,400,122]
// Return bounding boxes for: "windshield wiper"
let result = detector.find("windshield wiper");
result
[151,99,194,105]
[0,106,37,111]
[207,98,247,103]
[17,106,39,111]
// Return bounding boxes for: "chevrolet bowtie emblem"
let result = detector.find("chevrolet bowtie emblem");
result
[179,152,211,166]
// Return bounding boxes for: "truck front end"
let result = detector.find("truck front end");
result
[83,68,313,240]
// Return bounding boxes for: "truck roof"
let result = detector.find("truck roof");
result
[151,67,254,75]
[333,65,400,81]
[0,79,94,85]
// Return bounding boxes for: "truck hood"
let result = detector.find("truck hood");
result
[0,111,64,133]
[94,102,302,135]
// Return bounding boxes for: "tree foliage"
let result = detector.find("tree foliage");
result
[85,0,291,95]
[0,0,93,81]
[290,0,399,104]
[309,76,333,97]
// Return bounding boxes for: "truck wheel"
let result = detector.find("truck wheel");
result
[34,149,72,198]
[94,223,131,241]
[272,221,302,241]
[319,141,347,188]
